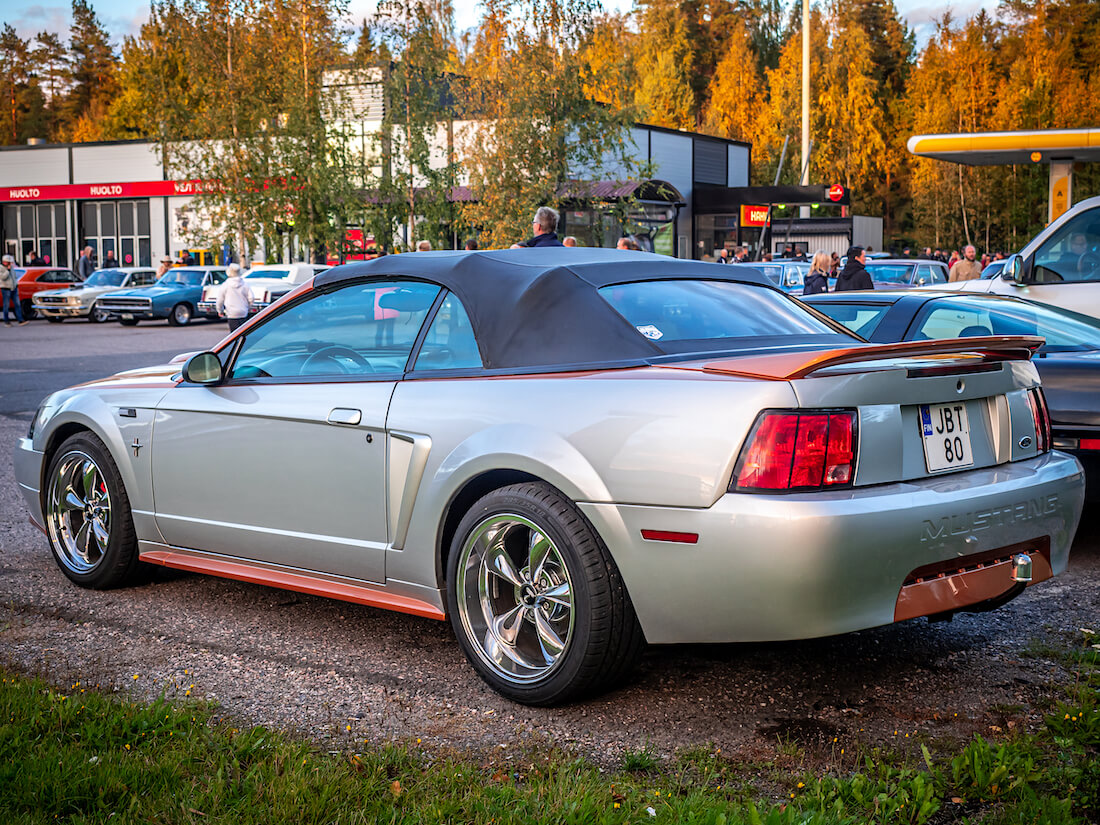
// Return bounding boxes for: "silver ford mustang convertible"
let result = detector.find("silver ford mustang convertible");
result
[14,248,1085,705]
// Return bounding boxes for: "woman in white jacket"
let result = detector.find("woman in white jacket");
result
[216,263,254,331]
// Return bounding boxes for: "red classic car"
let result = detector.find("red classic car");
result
[16,267,83,319]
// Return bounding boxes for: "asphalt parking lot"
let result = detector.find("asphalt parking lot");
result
[1,317,1097,764]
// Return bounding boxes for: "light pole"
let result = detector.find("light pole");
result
[800,0,810,220]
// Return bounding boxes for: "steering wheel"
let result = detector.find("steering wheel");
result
[301,345,374,375]
[1078,252,1100,275]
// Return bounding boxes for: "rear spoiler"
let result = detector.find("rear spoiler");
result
[674,336,1044,381]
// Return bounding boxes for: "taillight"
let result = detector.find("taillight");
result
[1026,388,1050,453]
[733,410,857,491]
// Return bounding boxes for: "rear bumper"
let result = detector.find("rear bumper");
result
[579,451,1084,644]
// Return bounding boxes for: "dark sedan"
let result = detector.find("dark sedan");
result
[804,290,1100,497]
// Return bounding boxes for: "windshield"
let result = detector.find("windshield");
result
[865,264,914,284]
[913,296,1100,352]
[599,279,841,348]
[84,269,127,287]
[156,269,205,288]
[246,269,291,280]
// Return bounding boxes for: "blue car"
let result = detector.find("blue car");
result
[96,267,227,326]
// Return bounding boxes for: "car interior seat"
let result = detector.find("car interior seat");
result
[959,325,993,338]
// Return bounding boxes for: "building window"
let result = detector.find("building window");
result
[2,202,68,266]
[81,200,151,267]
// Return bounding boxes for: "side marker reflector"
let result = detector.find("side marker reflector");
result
[641,530,699,544]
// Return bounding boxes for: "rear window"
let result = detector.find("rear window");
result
[810,302,892,338]
[246,269,291,279]
[865,264,915,285]
[599,280,838,344]
[912,297,1100,352]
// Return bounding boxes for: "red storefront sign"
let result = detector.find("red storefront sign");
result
[827,184,846,202]
[740,204,770,227]
[1,179,212,202]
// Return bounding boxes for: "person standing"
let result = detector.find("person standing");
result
[103,250,118,268]
[27,250,46,266]
[949,244,983,281]
[835,246,874,291]
[803,251,831,295]
[562,236,578,247]
[514,206,565,248]
[155,255,173,279]
[0,254,28,325]
[77,246,95,280]
[215,263,253,331]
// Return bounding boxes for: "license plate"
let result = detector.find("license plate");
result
[120,313,133,320]
[919,402,974,472]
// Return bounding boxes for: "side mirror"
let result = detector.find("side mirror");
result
[182,352,224,385]
[1002,255,1024,283]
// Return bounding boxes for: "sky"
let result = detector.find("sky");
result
[4,0,995,58]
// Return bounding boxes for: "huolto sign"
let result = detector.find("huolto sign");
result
[740,205,770,227]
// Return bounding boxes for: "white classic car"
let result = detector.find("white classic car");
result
[197,263,329,316]
[32,267,160,322]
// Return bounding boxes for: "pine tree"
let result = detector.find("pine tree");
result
[63,0,119,141]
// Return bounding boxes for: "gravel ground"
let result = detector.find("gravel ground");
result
[1,324,1098,768]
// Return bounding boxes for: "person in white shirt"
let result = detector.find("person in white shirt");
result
[216,263,253,331]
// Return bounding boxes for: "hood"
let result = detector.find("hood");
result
[109,284,193,299]
[35,286,82,298]
[72,362,181,391]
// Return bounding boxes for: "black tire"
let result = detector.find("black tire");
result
[43,432,142,589]
[119,318,139,326]
[167,302,193,326]
[446,482,644,705]
[46,315,63,323]
[88,305,108,323]
[21,298,35,320]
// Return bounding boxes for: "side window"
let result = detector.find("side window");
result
[40,270,61,283]
[61,270,80,282]
[208,271,227,286]
[413,292,482,371]
[134,271,156,286]
[913,306,991,340]
[1032,209,1100,284]
[230,280,440,380]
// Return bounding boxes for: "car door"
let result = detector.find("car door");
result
[988,206,1100,316]
[149,278,441,583]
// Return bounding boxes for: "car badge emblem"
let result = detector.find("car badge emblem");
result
[636,324,664,340]
[1019,436,1033,449]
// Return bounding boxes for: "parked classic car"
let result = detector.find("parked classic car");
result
[828,258,949,290]
[15,249,1084,704]
[95,266,227,326]
[197,262,329,316]
[924,196,1100,319]
[33,267,160,322]
[726,260,808,294]
[15,266,83,319]
[804,289,1100,499]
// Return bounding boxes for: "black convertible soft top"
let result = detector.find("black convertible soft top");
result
[314,248,779,371]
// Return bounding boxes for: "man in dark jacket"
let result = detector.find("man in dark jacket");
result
[835,246,874,291]
[515,206,565,248]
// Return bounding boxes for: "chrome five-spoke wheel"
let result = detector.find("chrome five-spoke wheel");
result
[447,482,644,705]
[456,514,575,684]
[47,451,112,574]
[44,433,140,589]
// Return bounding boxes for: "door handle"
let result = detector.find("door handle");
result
[327,408,362,426]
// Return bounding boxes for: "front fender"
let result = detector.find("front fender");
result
[37,388,171,544]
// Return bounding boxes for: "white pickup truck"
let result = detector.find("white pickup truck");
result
[924,195,1100,319]
[198,262,330,316]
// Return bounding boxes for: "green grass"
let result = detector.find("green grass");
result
[1,632,1097,824]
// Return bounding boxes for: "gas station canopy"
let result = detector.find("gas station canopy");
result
[907,129,1100,222]
[907,129,1100,165]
